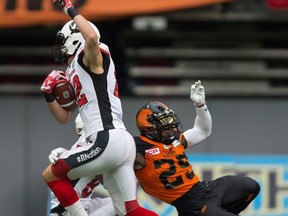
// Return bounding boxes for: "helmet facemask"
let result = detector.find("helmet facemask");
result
[148,109,181,144]
[51,20,86,65]
[51,32,69,65]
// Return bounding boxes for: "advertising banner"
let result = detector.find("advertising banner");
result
[1,0,231,27]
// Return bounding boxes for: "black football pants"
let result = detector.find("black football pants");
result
[200,175,260,216]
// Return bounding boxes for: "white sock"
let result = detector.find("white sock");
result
[65,200,88,216]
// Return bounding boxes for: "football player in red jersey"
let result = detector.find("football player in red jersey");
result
[134,80,260,216]
[40,0,158,215]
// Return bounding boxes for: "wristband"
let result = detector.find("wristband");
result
[67,7,79,19]
[42,92,56,103]
[195,103,206,108]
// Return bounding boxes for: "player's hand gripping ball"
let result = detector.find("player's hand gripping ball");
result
[53,80,76,110]
[41,70,67,94]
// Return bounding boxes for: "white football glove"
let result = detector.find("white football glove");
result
[190,80,206,106]
[48,147,67,164]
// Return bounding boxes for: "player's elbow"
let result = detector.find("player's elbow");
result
[197,125,212,139]
[198,129,211,141]
[205,127,212,137]
[183,127,211,147]
[57,118,69,125]
[202,120,212,138]
[86,32,99,47]
[53,110,73,125]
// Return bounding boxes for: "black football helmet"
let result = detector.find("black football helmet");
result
[136,101,182,144]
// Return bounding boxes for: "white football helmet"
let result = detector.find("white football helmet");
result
[52,20,101,65]
[75,113,84,136]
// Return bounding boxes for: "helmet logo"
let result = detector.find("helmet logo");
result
[69,21,80,34]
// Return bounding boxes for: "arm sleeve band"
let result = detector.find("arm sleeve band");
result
[67,7,79,19]
[42,92,56,103]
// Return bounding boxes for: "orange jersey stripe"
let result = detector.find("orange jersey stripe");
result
[135,135,200,204]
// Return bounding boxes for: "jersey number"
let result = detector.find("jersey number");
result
[73,73,119,107]
[153,153,194,190]
[73,75,87,107]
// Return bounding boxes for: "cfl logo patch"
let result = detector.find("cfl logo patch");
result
[145,148,160,155]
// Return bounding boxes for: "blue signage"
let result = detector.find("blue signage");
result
[138,154,288,216]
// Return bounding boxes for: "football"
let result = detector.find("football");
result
[53,81,76,110]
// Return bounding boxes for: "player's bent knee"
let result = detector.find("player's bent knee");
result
[254,180,260,195]
[42,164,57,183]
[245,176,260,199]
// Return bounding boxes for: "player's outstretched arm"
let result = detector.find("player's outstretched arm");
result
[183,80,212,148]
[53,0,103,74]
